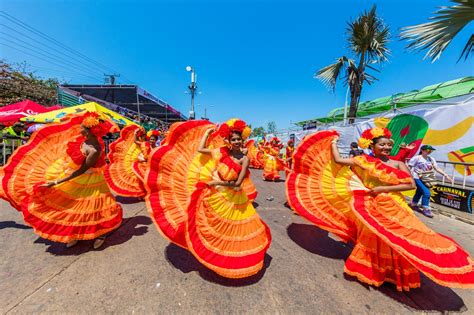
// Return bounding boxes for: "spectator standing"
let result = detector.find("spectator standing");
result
[348,142,364,158]
[408,145,452,218]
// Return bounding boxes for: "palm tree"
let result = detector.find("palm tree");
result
[315,5,390,124]
[400,0,474,62]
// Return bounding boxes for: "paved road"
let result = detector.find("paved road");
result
[1,170,473,314]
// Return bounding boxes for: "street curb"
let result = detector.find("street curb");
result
[432,206,474,225]
[403,196,474,225]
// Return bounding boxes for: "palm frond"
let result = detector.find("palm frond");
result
[314,56,349,90]
[400,0,474,62]
[458,33,474,61]
[347,5,391,63]
[364,73,378,85]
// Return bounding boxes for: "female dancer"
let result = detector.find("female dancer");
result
[245,139,263,169]
[105,125,148,197]
[1,112,123,249]
[285,139,295,171]
[286,127,473,291]
[262,137,284,181]
[145,119,270,278]
[146,129,161,149]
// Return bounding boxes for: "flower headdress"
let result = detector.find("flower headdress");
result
[218,118,252,140]
[358,127,392,149]
[136,127,146,139]
[81,112,115,138]
[147,129,161,139]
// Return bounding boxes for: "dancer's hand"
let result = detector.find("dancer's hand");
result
[208,180,222,187]
[41,181,56,188]
[369,186,387,195]
[406,143,416,150]
[206,127,216,134]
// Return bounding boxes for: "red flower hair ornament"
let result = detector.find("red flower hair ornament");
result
[81,112,116,138]
[358,127,392,149]
[147,129,161,139]
[218,118,252,140]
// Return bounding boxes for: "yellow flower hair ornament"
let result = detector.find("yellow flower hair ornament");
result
[218,118,252,140]
[358,127,392,149]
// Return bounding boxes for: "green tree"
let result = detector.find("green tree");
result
[251,126,265,138]
[267,121,277,134]
[315,5,390,124]
[400,0,474,62]
[0,61,59,106]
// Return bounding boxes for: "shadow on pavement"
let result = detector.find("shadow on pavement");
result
[165,243,272,287]
[0,221,32,230]
[288,223,466,312]
[33,215,152,256]
[287,223,351,260]
[373,275,467,312]
[115,196,144,204]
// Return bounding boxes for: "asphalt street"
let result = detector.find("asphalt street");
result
[1,169,473,314]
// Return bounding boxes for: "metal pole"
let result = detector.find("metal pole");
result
[136,86,141,120]
[343,86,349,126]
[463,165,467,189]
[187,67,197,120]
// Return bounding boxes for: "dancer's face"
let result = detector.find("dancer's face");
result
[229,132,243,150]
[80,125,89,137]
[149,136,157,147]
[372,137,392,157]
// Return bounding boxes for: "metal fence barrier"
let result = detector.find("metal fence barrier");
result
[1,138,22,166]
[437,160,473,189]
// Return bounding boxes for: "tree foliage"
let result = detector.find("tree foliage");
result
[400,0,474,62]
[0,61,59,106]
[315,5,390,124]
[250,126,265,138]
[267,121,277,134]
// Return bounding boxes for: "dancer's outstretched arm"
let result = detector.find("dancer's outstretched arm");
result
[331,138,355,166]
[44,146,100,187]
[198,128,214,154]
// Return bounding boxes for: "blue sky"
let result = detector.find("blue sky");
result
[1,0,473,130]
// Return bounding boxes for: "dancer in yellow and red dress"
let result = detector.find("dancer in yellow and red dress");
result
[286,127,474,291]
[132,129,161,182]
[1,112,123,249]
[105,127,161,198]
[145,119,270,278]
[262,137,284,181]
[285,139,295,176]
[245,139,263,169]
[105,125,147,198]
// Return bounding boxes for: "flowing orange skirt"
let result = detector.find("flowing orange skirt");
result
[146,120,270,278]
[286,130,474,291]
[2,116,123,242]
[105,125,147,198]
[263,155,283,181]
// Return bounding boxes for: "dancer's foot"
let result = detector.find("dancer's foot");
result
[66,240,78,248]
[93,236,106,249]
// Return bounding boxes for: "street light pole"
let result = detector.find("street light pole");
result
[186,66,197,120]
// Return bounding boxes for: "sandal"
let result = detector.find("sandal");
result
[93,236,106,249]
[66,240,78,248]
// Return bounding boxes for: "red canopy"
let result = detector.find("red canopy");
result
[0,100,61,125]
